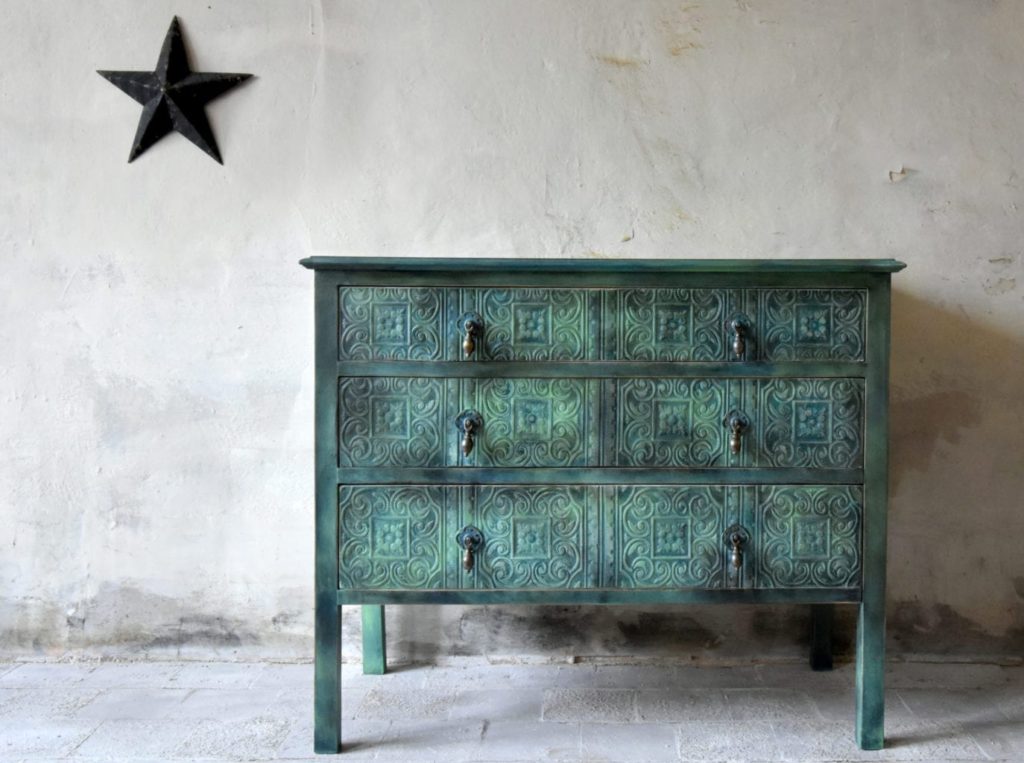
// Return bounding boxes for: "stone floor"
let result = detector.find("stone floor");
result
[0,660,1021,762]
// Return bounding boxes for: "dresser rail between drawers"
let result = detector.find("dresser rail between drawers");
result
[337,589,862,605]
[335,361,867,378]
[335,467,863,485]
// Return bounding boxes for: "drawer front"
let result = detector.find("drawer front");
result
[611,486,729,589]
[750,378,864,468]
[751,485,862,589]
[338,377,598,467]
[339,287,450,361]
[338,484,862,591]
[339,485,452,590]
[477,288,596,361]
[461,485,595,589]
[610,379,730,467]
[756,288,866,361]
[337,286,866,363]
[615,288,733,361]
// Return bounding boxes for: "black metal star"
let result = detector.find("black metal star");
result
[98,17,252,164]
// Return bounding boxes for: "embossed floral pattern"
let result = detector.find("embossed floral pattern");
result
[797,306,830,342]
[653,518,688,558]
[514,305,549,344]
[655,307,690,344]
[373,304,408,343]
[372,398,408,437]
[372,518,408,557]
[794,402,829,443]
[513,518,548,558]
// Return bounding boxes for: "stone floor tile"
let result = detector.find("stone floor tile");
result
[274,718,388,760]
[773,720,907,761]
[896,688,1006,723]
[177,716,292,759]
[340,662,429,689]
[68,719,198,759]
[75,663,182,690]
[354,687,456,721]
[756,662,855,690]
[449,688,545,722]
[253,662,313,690]
[674,664,763,688]
[74,688,191,721]
[477,719,581,761]
[162,661,266,690]
[676,719,778,762]
[808,688,913,723]
[0,687,101,720]
[724,688,822,721]
[0,663,17,679]
[586,665,698,690]
[542,689,636,724]
[580,722,678,762]
[960,715,1024,761]
[882,719,989,761]
[0,662,97,688]
[0,718,100,758]
[165,687,288,721]
[887,662,1022,690]
[275,685,369,722]
[635,689,731,722]
[372,719,488,762]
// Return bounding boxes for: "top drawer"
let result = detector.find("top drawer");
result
[337,286,866,362]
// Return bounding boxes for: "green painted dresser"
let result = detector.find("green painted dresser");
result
[300,257,905,753]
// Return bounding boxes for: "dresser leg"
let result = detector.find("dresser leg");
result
[855,600,885,750]
[809,604,833,671]
[361,605,387,675]
[314,601,341,753]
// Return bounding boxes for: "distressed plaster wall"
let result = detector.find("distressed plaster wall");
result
[2,1,1022,662]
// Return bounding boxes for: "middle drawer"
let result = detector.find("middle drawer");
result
[338,377,864,469]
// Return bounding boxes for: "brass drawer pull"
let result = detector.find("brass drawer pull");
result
[724,410,750,455]
[726,314,751,359]
[457,410,483,457]
[459,311,484,358]
[724,524,750,569]
[457,526,484,571]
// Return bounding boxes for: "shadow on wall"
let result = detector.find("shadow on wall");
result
[886,288,1024,658]
[355,287,1024,665]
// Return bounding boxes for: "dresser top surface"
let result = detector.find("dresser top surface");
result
[300,257,906,273]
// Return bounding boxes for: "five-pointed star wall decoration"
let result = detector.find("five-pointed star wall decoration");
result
[98,17,252,164]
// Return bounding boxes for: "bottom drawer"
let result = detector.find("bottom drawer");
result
[338,484,862,591]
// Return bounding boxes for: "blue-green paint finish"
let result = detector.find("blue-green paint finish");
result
[856,275,893,750]
[753,485,862,588]
[313,273,342,754]
[308,257,902,754]
[751,378,864,468]
[612,486,728,588]
[301,257,906,274]
[610,379,729,467]
[462,485,594,589]
[361,605,386,675]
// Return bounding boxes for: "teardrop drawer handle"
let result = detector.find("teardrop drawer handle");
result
[457,526,484,571]
[456,410,483,457]
[726,314,751,359]
[724,410,750,455]
[459,312,484,358]
[724,524,750,570]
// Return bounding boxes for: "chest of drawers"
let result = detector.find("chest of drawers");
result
[301,257,905,754]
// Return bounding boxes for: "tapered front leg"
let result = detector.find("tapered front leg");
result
[314,600,341,753]
[361,605,387,675]
[810,604,834,671]
[855,599,885,749]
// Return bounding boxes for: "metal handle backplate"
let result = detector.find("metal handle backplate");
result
[457,526,484,571]
[457,410,483,457]
[726,314,751,359]
[724,410,750,455]
[459,312,484,358]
